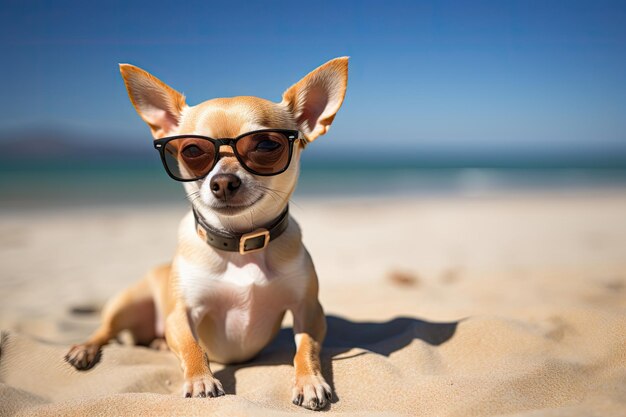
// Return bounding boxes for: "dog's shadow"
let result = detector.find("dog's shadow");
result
[214,315,458,404]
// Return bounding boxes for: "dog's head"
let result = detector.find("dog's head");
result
[120,58,348,229]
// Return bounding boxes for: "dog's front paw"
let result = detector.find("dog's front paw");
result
[65,343,102,370]
[292,374,332,410]
[182,375,225,398]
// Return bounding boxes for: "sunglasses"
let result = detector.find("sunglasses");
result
[153,129,300,181]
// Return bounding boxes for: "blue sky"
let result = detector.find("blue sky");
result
[1,0,625,158]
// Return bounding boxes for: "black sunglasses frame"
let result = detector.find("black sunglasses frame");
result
[153,129,300,182]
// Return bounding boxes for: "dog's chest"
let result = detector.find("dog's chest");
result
[177,254,298,362]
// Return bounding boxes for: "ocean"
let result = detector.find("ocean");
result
[2,157,626,209]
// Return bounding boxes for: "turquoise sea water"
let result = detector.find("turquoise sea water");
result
[1,158,626,209]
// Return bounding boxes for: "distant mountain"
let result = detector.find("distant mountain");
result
[0,126,151,161]
[1,125,625,169]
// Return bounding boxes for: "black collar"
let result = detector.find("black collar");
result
[192,206,289,254]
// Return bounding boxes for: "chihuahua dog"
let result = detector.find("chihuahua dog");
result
[64,57,348,410]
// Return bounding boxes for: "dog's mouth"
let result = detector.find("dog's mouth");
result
[207,194,264,215]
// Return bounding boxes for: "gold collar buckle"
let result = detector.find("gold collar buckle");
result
[239,229,270,255]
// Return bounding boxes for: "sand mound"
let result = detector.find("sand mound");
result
[1,308,625,416]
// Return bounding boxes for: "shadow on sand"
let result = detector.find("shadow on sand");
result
[214,315,458,405]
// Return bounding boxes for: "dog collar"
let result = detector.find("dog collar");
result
[192,206,289,255]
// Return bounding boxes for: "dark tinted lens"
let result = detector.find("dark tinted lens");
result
[163,137,216,180]
[236,131,290,174]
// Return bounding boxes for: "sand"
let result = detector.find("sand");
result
[1,192,626,416]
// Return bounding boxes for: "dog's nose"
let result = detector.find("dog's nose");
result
[210,174,241,200]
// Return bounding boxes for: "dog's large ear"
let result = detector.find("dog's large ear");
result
[119,64,187,139]
[282,57,348,143]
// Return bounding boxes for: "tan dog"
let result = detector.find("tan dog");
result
[65,57,348,410]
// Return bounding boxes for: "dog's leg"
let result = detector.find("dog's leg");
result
[165,304,225,398]
[65,275,157,370]
[291,299,332,410]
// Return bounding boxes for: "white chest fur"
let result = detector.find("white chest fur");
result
[175,218,309,363]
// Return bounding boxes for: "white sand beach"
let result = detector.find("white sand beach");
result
[1,192,626,416]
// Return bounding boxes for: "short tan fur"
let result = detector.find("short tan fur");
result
[66,57,348,411]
